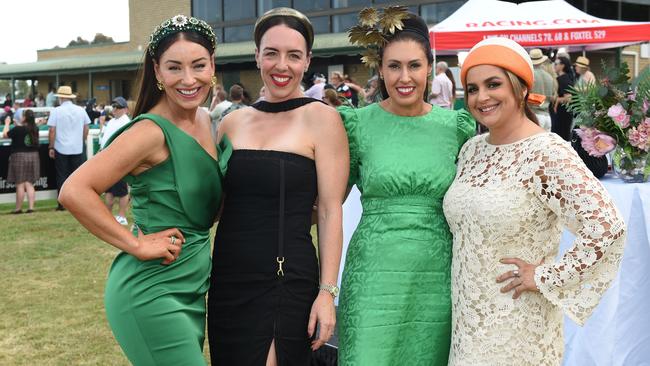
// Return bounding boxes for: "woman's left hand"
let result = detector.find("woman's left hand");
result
[497,258,542,299]
[308,292,336,351]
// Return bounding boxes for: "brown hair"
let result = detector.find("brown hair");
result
[323,89,342,106]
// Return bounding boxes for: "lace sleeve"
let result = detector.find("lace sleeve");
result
[527,138,626,325]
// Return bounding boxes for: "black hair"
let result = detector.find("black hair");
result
[133,31,214,117]
[556,56,575,83]
[377,14,434,101]
[254,16,312,53]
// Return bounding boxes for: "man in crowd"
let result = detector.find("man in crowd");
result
[99,97,131,225]
[220,84,246,120]
[47,86,90,211]
[209,88,232,138]
[574,56,596,88]
[529,48,556,131]
[304,73,327,100]
[46,87,57,107]
[429,61,453,109]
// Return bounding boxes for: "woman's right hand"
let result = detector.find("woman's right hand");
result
[132,228,186,265]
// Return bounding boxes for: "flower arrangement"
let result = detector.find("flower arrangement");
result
[568,62,650,181]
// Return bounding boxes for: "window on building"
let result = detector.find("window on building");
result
[311,16,330,34]
[224,0,255,21]
[421,1,463,25]
[294,0,329,12]
[332,0,371,8]
[225,24,255,42]
[214,28,224,43]
[257,0,290,15]
[333,12,359,33]
[192,0,221,23]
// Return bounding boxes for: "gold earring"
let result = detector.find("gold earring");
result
[156,80,164,91]
[211,75,218,87]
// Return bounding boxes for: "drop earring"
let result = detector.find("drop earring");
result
[156,80,164,91]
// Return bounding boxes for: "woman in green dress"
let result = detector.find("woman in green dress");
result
[338,10,475,365]
[59,15,228,365]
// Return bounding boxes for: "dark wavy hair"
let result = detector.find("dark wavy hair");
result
[377,15,434,101]
[133,31,215,117]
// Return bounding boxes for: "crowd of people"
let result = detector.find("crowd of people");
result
[1,5,631,366]
[2,86,132,220]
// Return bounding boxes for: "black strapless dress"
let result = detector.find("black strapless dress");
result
[208,98,323,366]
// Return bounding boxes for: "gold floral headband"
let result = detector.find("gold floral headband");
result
[348,6,411,69]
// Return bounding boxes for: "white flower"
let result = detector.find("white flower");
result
[171,15,188,27]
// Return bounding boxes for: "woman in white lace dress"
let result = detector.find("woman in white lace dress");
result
[443,37,626,365]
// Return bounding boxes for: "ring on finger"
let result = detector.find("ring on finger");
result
[513,269,520,277]
[170,235,177,246]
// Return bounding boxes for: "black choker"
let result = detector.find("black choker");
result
[251,97,325,113]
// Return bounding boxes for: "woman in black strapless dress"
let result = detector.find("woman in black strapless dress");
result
[207,8,349,366]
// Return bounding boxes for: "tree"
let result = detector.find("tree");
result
[0,80,10,98]
[91,33,115,45]
[15,80,30,99]
[67,36,90,47]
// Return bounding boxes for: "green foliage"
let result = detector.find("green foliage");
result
[632,65,650,103]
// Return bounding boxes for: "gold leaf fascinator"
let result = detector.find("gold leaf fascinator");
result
[348,6,418,69]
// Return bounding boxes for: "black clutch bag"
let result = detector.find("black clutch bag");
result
[571,130,609,178]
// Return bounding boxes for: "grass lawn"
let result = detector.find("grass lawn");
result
[0,199,132,365]
[0,199,320,365]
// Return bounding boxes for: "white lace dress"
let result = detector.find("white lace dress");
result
[443,132,626,366]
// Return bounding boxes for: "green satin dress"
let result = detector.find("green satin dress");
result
[103,113,231,366]
[338,104,475,366]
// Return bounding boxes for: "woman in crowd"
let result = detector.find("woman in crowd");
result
[323,88,342,107]
[207,7,348,366]
[445,67,457,109]
[3,109,40,214]
[338,11,475,365]
[359,75,381,106]
[551,55,575,140]
[59,14,226,365]
[443,37,626,365]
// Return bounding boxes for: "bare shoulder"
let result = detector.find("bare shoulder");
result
[220,106,252,134]
[110,118,165,151]
[303,101,342,129]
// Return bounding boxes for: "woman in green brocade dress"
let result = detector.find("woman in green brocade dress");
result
[59,15,227,365]
[337,12,475,366]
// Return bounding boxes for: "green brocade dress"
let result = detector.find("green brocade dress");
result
[103,113,231,366]
[338,104,475,366]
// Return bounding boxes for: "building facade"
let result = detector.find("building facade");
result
[0,0,648,106]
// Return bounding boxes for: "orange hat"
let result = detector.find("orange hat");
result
[461,37,534,90]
